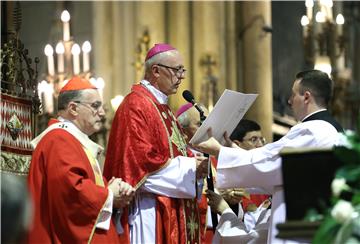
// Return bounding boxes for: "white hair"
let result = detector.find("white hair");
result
[177,112,190,128]
[144,50,179,75]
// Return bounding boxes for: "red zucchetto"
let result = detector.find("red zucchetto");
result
[60,76,96,93]
[145,43,177,61]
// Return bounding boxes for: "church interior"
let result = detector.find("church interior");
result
[1,1,360,243]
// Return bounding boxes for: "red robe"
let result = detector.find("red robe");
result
[104,84,201,244]
[27,121,119,243]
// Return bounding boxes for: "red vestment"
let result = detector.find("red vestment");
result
[27,121,119,243]
[104,84,201,244]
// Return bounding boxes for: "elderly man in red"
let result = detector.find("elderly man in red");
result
[104,44,209,244]
[27,77,134,243]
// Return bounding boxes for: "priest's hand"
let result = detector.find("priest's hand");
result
[195,154,208,179]
[219,188,249,205]
[193,137,221,158]
[108,178,135,209]
[223,131,240,149]
[206,189,230,215]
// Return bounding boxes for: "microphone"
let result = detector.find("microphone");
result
[182,90,206,122]
[182,89,218,231]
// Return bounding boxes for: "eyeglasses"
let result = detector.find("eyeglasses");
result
[243,136,266,145]
[157,63,186,77]
[74,101,103,112]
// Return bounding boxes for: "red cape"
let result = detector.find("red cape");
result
[27,122,118,243]
[104,85,202,244]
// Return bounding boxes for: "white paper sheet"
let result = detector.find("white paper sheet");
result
[189,89,258,145]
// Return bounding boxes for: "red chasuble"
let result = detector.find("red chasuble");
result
[27,123,119,243]
[104,84,201,244]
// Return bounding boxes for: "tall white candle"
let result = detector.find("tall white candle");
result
[55,42,65,73]
[38,80,54,114]
[301,15,310,38]
[44,44,55,76]
[71,43,81,75]
[82,41,91,72]
[61,10,71,41]
[336,14,344,36]
[305,0,313,20]
[96,77,105,100]
[44,83,54,114]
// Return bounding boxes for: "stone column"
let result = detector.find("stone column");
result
[192,2,222,109]
[222,1,238,91]
[240,1,273,141]
[167,2,191,110]
[136,2,165,45]
[92,2,114,107]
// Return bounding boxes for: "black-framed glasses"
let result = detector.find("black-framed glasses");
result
[74,101,103,112]
[157,63,186,77]
[243,136,266,145]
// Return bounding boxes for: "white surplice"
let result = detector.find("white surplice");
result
[215,119,342,243]
[213,203,271,244]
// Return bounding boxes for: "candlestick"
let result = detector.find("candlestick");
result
[305,0,313,20]
[55,42,65,73]
[71,43,81,75]
[96,77,105,100]
[61,10,71,41]
[82,41,91,72]
[44,44,55,76]
[301,15,310,37]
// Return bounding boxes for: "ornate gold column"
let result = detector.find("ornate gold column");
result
[240,1,273,141]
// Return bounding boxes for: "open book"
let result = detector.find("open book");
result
[189,89,257,145]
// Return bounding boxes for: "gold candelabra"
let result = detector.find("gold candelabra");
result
[301,0,346,76]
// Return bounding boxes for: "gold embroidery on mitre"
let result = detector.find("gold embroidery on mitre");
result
[162,111,167,119]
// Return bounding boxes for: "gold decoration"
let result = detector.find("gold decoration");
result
[187,212,199,242]
[170,120,187,156]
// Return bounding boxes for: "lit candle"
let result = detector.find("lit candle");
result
[336,14,345,70]
[111,95,124,111]
[82,41,91,72]
[320,0,333,22]
[305,0,313,21]
[71,43,81,75]
[44,82,54,114]
[44,44,55,76]
[37,80,54,114]
[96,77,105,100]
[336,14,344,35]
[55,42,65,73]
[61,10,71,41]
[301,15,310,37]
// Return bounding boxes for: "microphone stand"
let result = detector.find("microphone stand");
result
[197,107,218,232]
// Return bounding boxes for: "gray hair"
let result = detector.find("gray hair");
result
[177,112,190,128]
[144,50,179,76]
[57,90,84,110]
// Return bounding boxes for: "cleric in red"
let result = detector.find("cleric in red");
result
[103,44,209,243]
[27,77,135,243]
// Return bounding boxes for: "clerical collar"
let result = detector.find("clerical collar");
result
[57,117,103,158]
[140,80,168,104]
[301,109,327,122]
